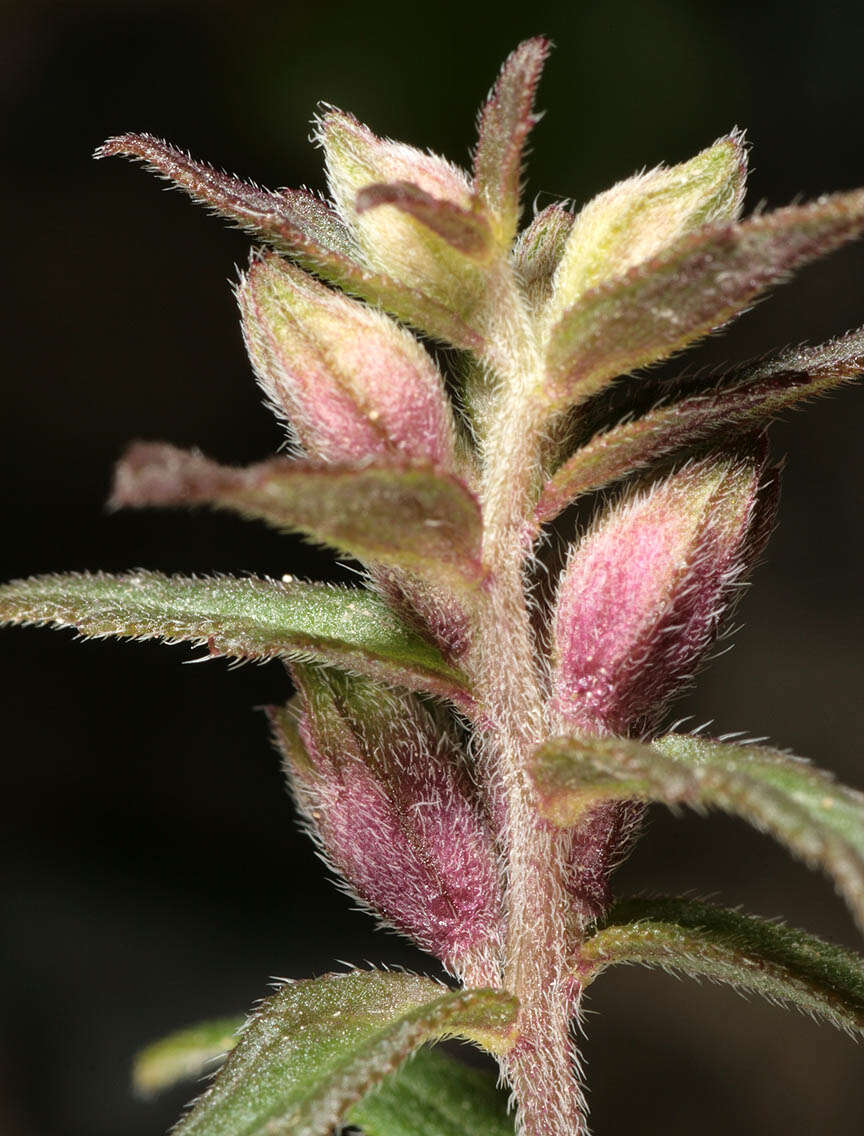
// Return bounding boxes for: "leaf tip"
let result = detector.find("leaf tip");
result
[93,134,126,160]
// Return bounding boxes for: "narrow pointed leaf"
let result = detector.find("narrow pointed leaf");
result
[95,133,356,255]
[544,188,864,411]
[172,970,519,1136]
[513,204,574,309]
[347,1047,515,1136]
[531,732,864,932]
[473,36,552,242]
[356,181,494,258]
[0,572,471,701]
[134,1027,515,1136]
[96,133,482,350]
[536,325,864,524]
[579,897,864,1035]
[111,444,485,594]
[133,1017,244,1097]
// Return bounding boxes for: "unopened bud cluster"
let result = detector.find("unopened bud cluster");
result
[5,37,863,1136]
[98,35,864,1101]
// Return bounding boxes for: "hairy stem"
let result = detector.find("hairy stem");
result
[475,273,591,1135]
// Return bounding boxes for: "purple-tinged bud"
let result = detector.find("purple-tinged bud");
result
[239,253,458,467]
[552,445,778,736]
[271,668,503,978]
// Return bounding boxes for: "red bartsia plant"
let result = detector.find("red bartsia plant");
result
[5,36,864,1135]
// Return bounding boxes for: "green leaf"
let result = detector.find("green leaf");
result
[111,444,485,595]
[535,325,864,524]
[172,970,519,1136]
[580,896,864,1036]
[473,36,551,243]
[544,188,864,412]
[95,134,483,352]
[133,1026,515,1135]
[530,732,864,933]
[314,256,484,353]
[0,572,471,702]
[347,1047,514,1136]
[133,1016,244,1096]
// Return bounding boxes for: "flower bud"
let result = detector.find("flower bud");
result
[547,133,746,322]
[317,110,491,316]
[552,445,777,735]
[272,667,502,976]
[513,203,574,310]
[239,253,457,467]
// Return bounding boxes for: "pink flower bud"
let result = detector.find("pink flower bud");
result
[271,668,502,977]
[552,446,777,735]
[238,253,457,467]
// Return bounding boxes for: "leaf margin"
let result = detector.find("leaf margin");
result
[110,443,488,597]
[530,731,864,933]
[543,187,864,413]
[579,895,864,1037]
[0,570,472,704]
[534,324,864,525]
[170,969,519,1136]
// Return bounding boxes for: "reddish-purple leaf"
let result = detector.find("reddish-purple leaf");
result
[473,37,552,242]
[356,180,494,258]
[274,668,503,977]
[96,132,354,254]
[111,443,486,595]
[535,325,864,525]
[96,133,482,350]
[551,447,776,735]
[544,188,864,411]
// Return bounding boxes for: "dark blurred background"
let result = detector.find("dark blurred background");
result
[2,1,864,1133]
